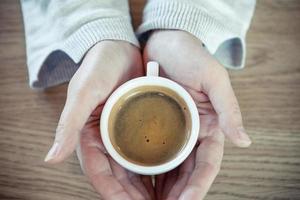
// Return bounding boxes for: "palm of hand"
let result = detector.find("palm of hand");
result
[79,105,155,200]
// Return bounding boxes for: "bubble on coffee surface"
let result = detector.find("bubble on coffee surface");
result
[144,135,150,143]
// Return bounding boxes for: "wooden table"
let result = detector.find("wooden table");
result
[0,0,299,199]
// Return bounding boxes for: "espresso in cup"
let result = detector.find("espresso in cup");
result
[101,62,199,174]
[108,86,192,166]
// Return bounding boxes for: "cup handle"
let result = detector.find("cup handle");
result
[146,61,159,77]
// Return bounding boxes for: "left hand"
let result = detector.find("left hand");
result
[44,41,155,200]
[143,30,252,200]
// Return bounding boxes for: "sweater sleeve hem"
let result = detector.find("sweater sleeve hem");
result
[28,17,139,89]
[137,0,246,69]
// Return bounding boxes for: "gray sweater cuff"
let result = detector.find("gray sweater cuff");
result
[61,17,139,64]
[137,0,251,69]
[28,17,139,89]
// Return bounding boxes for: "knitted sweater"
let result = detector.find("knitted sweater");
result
[20,0,256,89]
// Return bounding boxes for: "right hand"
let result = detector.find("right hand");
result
[143,30,252,200]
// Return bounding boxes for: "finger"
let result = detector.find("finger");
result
[196,102,215,115]
[184,87,210,103]
[162,168,179,199]
[76,144,84,173]
[109,157,145,200]
[184,87,215,119]
[140,176,156,200]
[155,173,166,200]
[166,148,196,200]
[128,172,153,200]
[79,126,132,200]
[198,115,219,139]
[85,104,105,126]
[44,76,110,164]
[77,105,106,173]
[44,66,108,163]
[203,66,251,147]
[179,129,224,200]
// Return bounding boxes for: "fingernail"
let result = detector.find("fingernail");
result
[44,142,59,162]
[237,127,252,147]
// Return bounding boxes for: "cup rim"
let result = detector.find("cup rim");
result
[100,76,200,175]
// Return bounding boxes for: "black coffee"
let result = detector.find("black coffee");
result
[109,87,190,166]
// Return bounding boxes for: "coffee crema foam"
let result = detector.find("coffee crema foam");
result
[108,86,191,166]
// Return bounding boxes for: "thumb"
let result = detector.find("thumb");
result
[44,78,106,163]
[45,42,121,163]
[204,66,252,148]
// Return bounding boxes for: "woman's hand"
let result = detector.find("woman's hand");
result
[44,41,155,199]
[45,40,142,163]
[143,30,252,200]
[77,104,155,200]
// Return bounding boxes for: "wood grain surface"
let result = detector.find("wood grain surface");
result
[0,0,300,199]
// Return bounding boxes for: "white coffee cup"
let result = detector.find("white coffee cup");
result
[100,61,200,175]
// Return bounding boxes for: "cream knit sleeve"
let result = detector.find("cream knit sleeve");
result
[137,0,256,69]
[21,0,138,89]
